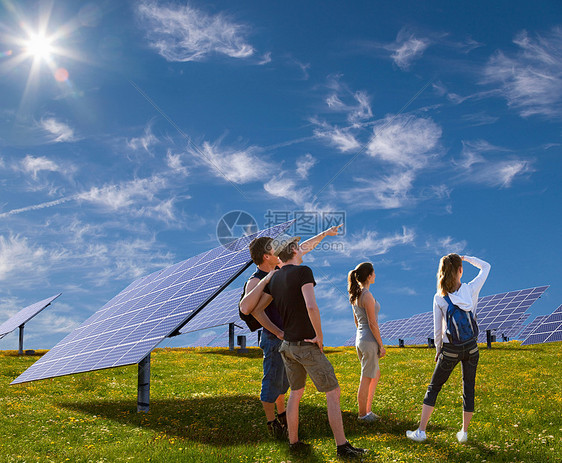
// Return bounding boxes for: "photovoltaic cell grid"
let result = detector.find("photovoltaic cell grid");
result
[188,332,220,347]
[380,318,409,342]
[179,288,241,334]
[521,305,562,345]
[343,335,355,347]
[12,222,292,385]
[517,315,549,340]
[475,286,548,343]
[503,313,531,339]
[0,294,62,339]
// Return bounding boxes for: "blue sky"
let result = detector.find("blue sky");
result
[0,0,561,349]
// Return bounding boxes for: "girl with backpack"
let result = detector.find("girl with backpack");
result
[348,262,386,423]
[406,254,491,443]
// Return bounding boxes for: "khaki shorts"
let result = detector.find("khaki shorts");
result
[278,341,339,392]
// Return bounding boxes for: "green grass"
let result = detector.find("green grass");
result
[1,342,561,462]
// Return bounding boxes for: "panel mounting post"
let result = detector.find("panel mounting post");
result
[18,324,25,356]
[486,329,492,349]
[228,323,235,350]
[137,353,151,413]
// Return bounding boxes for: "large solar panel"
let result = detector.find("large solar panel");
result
[521,305,562,345]
[179,288,241,334]
[0,294,61,339]
[476,286,548,342]
[517,314,549,340]
[12,222,292,385]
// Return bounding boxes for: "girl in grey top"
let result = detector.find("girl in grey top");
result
[348,262,386,423]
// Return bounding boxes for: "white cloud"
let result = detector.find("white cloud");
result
[296,154,316,179]
[457,140,533,188]
[20,155,62,180]
[40,117,77,143]
[137,0,255,62]
[340,171,416,210]
[483,27,562,118]
[342,227,415,257]
[127,125,158,153]
[427,236,468,256]
[166,150,189,176]
[313,121,361,153]
[367,115,442,169]
[192,140,272,184]
[0,235,48,281]
[388,29,431,70]
[264,175,311,205]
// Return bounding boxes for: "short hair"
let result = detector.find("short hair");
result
[277,241,299,263]
[248,237,273,265]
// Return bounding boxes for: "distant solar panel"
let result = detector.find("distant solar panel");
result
[179,288,241,334]
[12,222,292,385]
[208,326,260,347]
[518,314,549,340]
[0,294,61,339]
[476,286,548,341]
[343,334,355,347]
[521,305,562,345]
[380,318,409,341]
[502,313,531,339]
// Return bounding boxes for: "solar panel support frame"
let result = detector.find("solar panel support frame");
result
[228,323,235,351]
[137,353,151,413]
[19,325,25,356]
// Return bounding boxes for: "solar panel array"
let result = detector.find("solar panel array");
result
[179,288,241,334]
[188,332,221,347]
[12,221,292,385]
[517,314,549,340]
[521,304,562,345]
[370,286,549,346]
[0,294,61,339]
[476,286,549,343]
[207,326,260,347]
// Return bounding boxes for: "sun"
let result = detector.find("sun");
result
[24,33,54,61]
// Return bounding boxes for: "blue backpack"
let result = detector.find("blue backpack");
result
[444,295,479,345]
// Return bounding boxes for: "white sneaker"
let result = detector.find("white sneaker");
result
[406,428,427,442]
[456,430,468,443]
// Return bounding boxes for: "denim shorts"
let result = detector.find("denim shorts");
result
[278,341,339,393]
[423,340,480,412]
[259,330,289,403]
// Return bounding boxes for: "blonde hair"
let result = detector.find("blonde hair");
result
[437,253,463,296]
[348,262,374,304]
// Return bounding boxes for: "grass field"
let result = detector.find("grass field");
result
[1,342,560,462]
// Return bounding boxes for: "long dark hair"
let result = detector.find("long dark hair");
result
[348,262,374,304]
[437,253,463,296]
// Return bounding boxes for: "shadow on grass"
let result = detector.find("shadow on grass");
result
[2,350,47,358]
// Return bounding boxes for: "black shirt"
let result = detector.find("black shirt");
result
[249,268,283,331]
[264,264,317,342]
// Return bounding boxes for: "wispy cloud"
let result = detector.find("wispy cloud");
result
[483,27,562,118]
[191,140,273,184]
[341,227,415,257]
[367,115,442,169]
[40,117,77,143]
[426,236,468,256]
[0,234,51,282]
[264,175,312,205]
[296,154,316,179]
[19,155,66,180]
[388,29,431,70]
[456,140,533,188]
[136,0,255,62]
[166,150,189,177]
[127,124,158,153]
[313,120,361,153]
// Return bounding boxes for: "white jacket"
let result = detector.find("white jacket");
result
[433,256,491,352]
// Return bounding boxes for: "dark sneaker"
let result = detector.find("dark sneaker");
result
[267,418,287,440]
[277,411,287,427]
[289,440,312,455]
[336,441,369,459]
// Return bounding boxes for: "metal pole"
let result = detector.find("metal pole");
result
[18,325,24,356]
[137,353,151,413]
[228,323,235,350]
[486,329,492,349]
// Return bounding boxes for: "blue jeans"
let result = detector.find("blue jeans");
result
[259,330,289,403]
[423,340,479,412]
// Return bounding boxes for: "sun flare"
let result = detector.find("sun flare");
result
[24,33,54,61]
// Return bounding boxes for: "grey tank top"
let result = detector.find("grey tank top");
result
[352,289,380,343]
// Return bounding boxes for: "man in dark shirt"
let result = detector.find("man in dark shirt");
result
[245,234,368,459]
[239,225,342,439]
